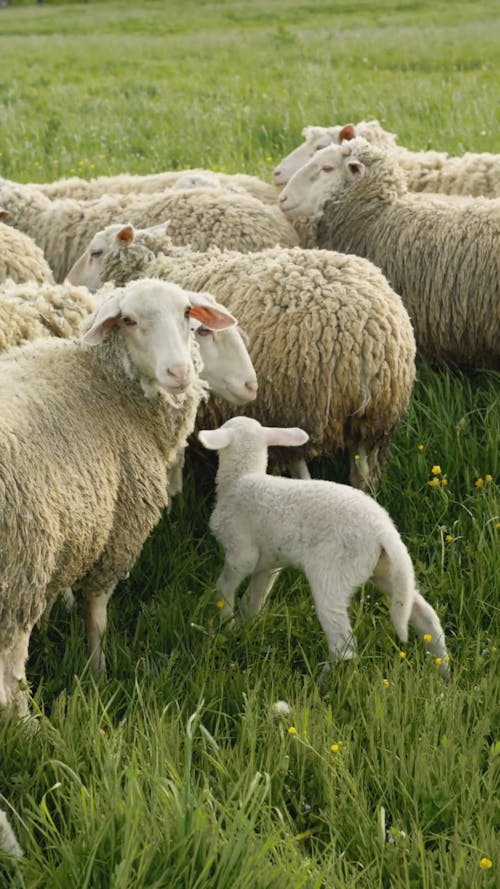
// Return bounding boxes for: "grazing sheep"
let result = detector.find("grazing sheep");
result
[0,209,54,285]
[0,182,298,282]
[274,119,500,198]
[279,137,500,369]
[199,417,449,673]
[0,280,98,351]
[24,169,279,205]
[0,279,239,711]
[0,809,23,859]
[68,223,416,488]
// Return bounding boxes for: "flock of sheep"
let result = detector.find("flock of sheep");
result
[0,117,498,858]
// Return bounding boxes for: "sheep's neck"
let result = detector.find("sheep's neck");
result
[215,447,268,492]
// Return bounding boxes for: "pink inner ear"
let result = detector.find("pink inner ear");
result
[339,124,356,141]
[189,305,236,330]
[117,225,134,243]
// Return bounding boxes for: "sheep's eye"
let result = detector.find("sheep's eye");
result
[315,144,327,152]
[122,316,137,327]
[90,249,103,259]
[322,165,334,172]
[196,327,212,338]
[184,307,191,319]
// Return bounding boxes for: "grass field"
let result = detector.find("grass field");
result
[0,2,499,886]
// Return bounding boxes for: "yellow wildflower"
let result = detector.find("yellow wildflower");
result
[485,474,493,483]
[445,534,453,542]
[417,443,425,451]
[383,679,390,688]
[434,657,442,666]
[330,742,342,753]
[441,478,448,487]
[496,522,500,530]
[215,599,225,609]
[431,465,441,475]
[427,477,440,488]
[399,651,406,660]
[288,726,297,735]
[479,857,493,869]
[423,634,432,642]
[354,454,360,462]
[475,478,484,488]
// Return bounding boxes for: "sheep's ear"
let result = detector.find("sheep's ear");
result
[116,225,135,245]
[144,220,170,236]
[198,428,233,450]
[339,124,356,141]
[188,292,237,330]
[346,160,364,177]
[0,207,9,221]
[81,294,122,346]
[263,427,309,448]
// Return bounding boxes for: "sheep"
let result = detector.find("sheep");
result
[0,280,98,352]
[199,416,449,675]
[0,809,23,859]
[0,209,54,285]
[67,223,417,489]
[279,137,500,370]
[0,278,240,712]
[274,119,500,198]
[0,181,298,282]
[24,169,279,205]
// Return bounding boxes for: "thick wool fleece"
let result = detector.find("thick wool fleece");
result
[0,280,97,352]
[0,183,296,282]
[313,142,500,369]
[0,221,54,285]
[28,169,280,205]
[100,238,416,484]
[0,332,204,651]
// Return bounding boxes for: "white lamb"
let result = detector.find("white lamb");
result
[199,417,449,674]
[274,119,500,198]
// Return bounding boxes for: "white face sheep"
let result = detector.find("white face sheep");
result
[273,124,357,186]
[0,278,238,713]
[199,416,449,676]
[279,137,500,369]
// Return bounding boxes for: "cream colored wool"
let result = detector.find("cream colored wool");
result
[0,183,297,282]
[0,330,204,677]
[84,232,416,487]
[0,220,54,285]
[27,169,279,205]
[0,280,97,352]
[306,139,500,368]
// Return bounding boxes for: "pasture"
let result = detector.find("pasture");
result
[0,1,499,886]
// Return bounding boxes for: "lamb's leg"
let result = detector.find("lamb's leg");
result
[240,568,281,619]
[307,569,357,661]
[215,555,257,619]
[84,585,115,677]
[289,459,311,480]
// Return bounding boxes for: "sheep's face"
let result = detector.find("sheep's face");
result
[278,144,364,220]
[67,224,130,291]
[273,126,341,187]
[194,322,257,405]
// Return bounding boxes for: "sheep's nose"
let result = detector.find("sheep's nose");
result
[168,364,191,387]
[245,380,258,399]
[273,168,283,181]
[278,193,287,205]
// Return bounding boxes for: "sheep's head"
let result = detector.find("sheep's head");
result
[278,139,367,220]
[67,223,159,291]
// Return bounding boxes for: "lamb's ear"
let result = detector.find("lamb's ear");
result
[81,294,122,346]
[188,292,238,330]
[339,124,356,142]
[115,225,135,245]
[198,428,233,450]
[346,159,365,177]
[263,427,309,448]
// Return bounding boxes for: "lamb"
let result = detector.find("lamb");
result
[67,223,417,488]
[0,181,297,282]
[0,209,54,285]
[274,119,500,198]
[0,278,238,712]
[0,280,98,352]
[279,137,500,369]
[23,168,279,205]
[199,417,449,675]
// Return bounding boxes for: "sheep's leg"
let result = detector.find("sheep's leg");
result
[409,591,449,675]
[240,568,281,619]
[307,569,357,661]
[4,627,32,718]
[216,555,257,619]
[348,443,371,490]
[289,459,311,480]
[85,585,115,677]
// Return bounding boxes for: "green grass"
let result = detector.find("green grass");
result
[0,2,499,886]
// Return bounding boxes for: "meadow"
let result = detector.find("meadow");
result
[0,1,499,886]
